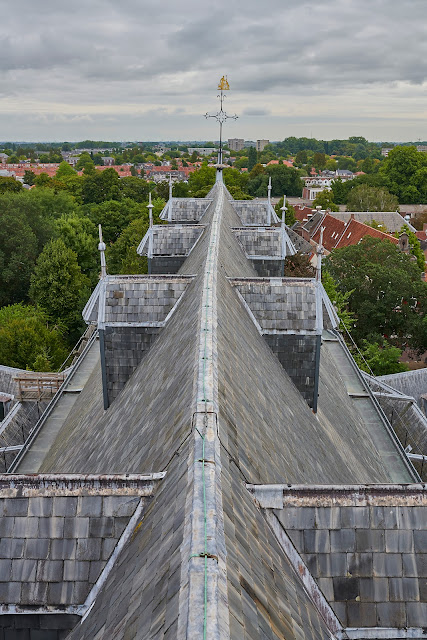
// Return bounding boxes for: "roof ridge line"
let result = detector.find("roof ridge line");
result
[178,184,230,639]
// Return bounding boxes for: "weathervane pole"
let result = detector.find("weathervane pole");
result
[205,76,238,183]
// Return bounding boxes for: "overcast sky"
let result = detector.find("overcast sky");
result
[2,0,427,142]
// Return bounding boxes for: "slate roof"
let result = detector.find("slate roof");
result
[329,211,415,233]
[3,178,424,639]
[249,485,427,631]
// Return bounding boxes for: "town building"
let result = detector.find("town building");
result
[227,138,245,151]
[187,147,218,156]
[256,139,269,152]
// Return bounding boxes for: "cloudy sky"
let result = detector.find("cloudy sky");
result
[2,0,427,142]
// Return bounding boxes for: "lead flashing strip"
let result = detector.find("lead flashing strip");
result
[246,483,427,508]
[345,629,427,639]
[0,473,165,497]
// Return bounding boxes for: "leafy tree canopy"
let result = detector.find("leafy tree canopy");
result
[0,210,38,307]
[394,224,425,271]
[54,214,99,284]
[312,190,339,211]
[0,176,22,193]
[354,339,409,376]
[0,304,68,371]
[324,236,427,352]
[0,189,77,251]
[75,152,94,171]
[56,161,77,180]
[347,184,399,212]
[30,239,90,337]
[86,198,145,244]
[81,168,121,204]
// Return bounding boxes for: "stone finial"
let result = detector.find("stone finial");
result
[98,224,107,279]
[148,191,154,228]
[316,227,324,282]
[281,195,287,227]
[169,174,173,201]
[267,176,272,204]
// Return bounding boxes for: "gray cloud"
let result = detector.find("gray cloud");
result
[1,0,427,139]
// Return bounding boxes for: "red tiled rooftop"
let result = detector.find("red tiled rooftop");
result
[312,214,346,251]
[335,218,399,249]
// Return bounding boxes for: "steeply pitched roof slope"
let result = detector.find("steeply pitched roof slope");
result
[13,181,417,639]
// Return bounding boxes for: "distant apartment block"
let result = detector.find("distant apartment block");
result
[228,138,245,152]
[381,147,393,157]
[256,139,269,152]
[416,145,427,152]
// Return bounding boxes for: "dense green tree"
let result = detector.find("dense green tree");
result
[379,145,427,203]
[118,176,150,202]
[312,190,339,211]
[23,170,36,186]
[330,178,350,204]
[0,211,38,306]
[56,161,77,180]
[86,198,144,243]
[354,340,409,376]
[248,146,258,171]
[34,173,52,188]
[248,163,265,180]
[324,237,427,352]
[30,239,90,337]
[81,168,120,204]
[294,150,308,165]
[325,159,337,171]
[188,164,216,196]
[347,184,399,212]
[234,156,249,169]
[0,189,77,252]
[0,176,22,193]
[54,214,99,283]
[247,164,303,197]
[336,156,357,171]
[155,181,171,201]
[321,271,356,332]
[107,198,165,274]
[75,152,94,171]
[394,224,425,271]
[313,152,327,171]
[172,181,190,197]
[359,157,378,174]
[0,304,68,370]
